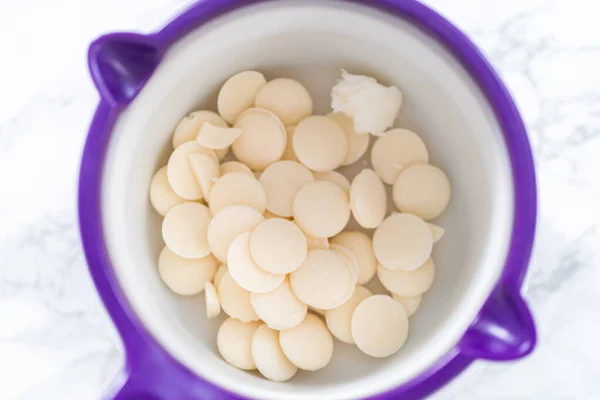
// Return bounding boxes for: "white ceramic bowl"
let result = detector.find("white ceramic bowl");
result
[80,1,537,399]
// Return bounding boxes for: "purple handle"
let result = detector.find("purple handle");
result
[101,334,239,400]
[88,33,163,107]
[459,286,536,360]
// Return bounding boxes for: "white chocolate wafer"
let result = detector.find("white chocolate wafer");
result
[167,142,216,200]
[217,318,260,370]
[162,203,212,259]
[209,172,267,214]
[205,282,221,318]
[252,324,298,382]
[218,70,266,124]
[392,164,451,221]
[313,171,350,195]
[255,78,313,126]
[293,116,348,172]
[213,264,228,287]
[149,166,186,216]
[158,247,217,295]
[377,258,435,297]
[232,108,287,171]
[351,295,409,357]
[325,285,371,344]
[208,205,264,262]
[290,249,353,310]
[350,169,387,229]
[218,271,260,323]
[371,129,429,184]
[428,223,445,243]
[172,110,227,148]
[228,232,285,293]
[220,161,253,177]
[188,152,220,199]
[250,278,307,331]
[326,112,369,165]
[196,123,242,149]
[372,213,432,271]
[259,161,314,217]
[250,218,307,275]
[279,314,333,371]
[292,181,350,239]
[331,231,376,284]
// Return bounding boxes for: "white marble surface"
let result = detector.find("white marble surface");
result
[1,0,599,399]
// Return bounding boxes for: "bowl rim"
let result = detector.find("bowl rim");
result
[78,0,537,399]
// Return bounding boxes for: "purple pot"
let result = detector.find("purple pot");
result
[79,1,537,399]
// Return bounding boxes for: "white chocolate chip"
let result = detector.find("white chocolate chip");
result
[213,264,228,288]
[188,152,220,199]
[205,282,221,318]
[325,285,371,344]
[328,245,359,309]
[326,112,370,165]
[313,170,350,195]
[217,318,260,370]
[209,172,267,214]
[371,129,429,184]
[279,314,333,371]
[208,205,265,262]
[218,272,260,323]
[250,219,307,275]
[428,223,445,243]
[167,142,216,200]
[392,294,422,317]
[351,295,409,357]
[252,324,298,382]
[292,116,348,172]
[228,232,285,293]
[172,110,228,148]
[158,247,217,295]
[250,278,307,331]
[233,108,287,171]
[196,123,242,150]
[220,161,254,177]
[259,161,314,217]
[292,181,350,239]
[372,213,432,271]
[330,231,377,285]
[290,249,353,310]
[392,164,451,221]
[377,258,435,297]
[218,70,266,124]
[349,169,387,229]
[255,78,313,126]
[330,244,359,286]
[162,203,212,259]
[149,166,186,216]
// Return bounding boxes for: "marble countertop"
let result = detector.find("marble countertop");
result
[1,0,599,399]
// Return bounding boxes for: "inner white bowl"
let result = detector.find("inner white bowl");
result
[100,1,514,399]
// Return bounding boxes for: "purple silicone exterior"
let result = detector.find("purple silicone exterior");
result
[79,0,537,399]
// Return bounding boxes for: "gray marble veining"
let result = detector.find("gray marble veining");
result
[1,0,599,398]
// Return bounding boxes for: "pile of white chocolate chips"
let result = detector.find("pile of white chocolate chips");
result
[149,70,451,382]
